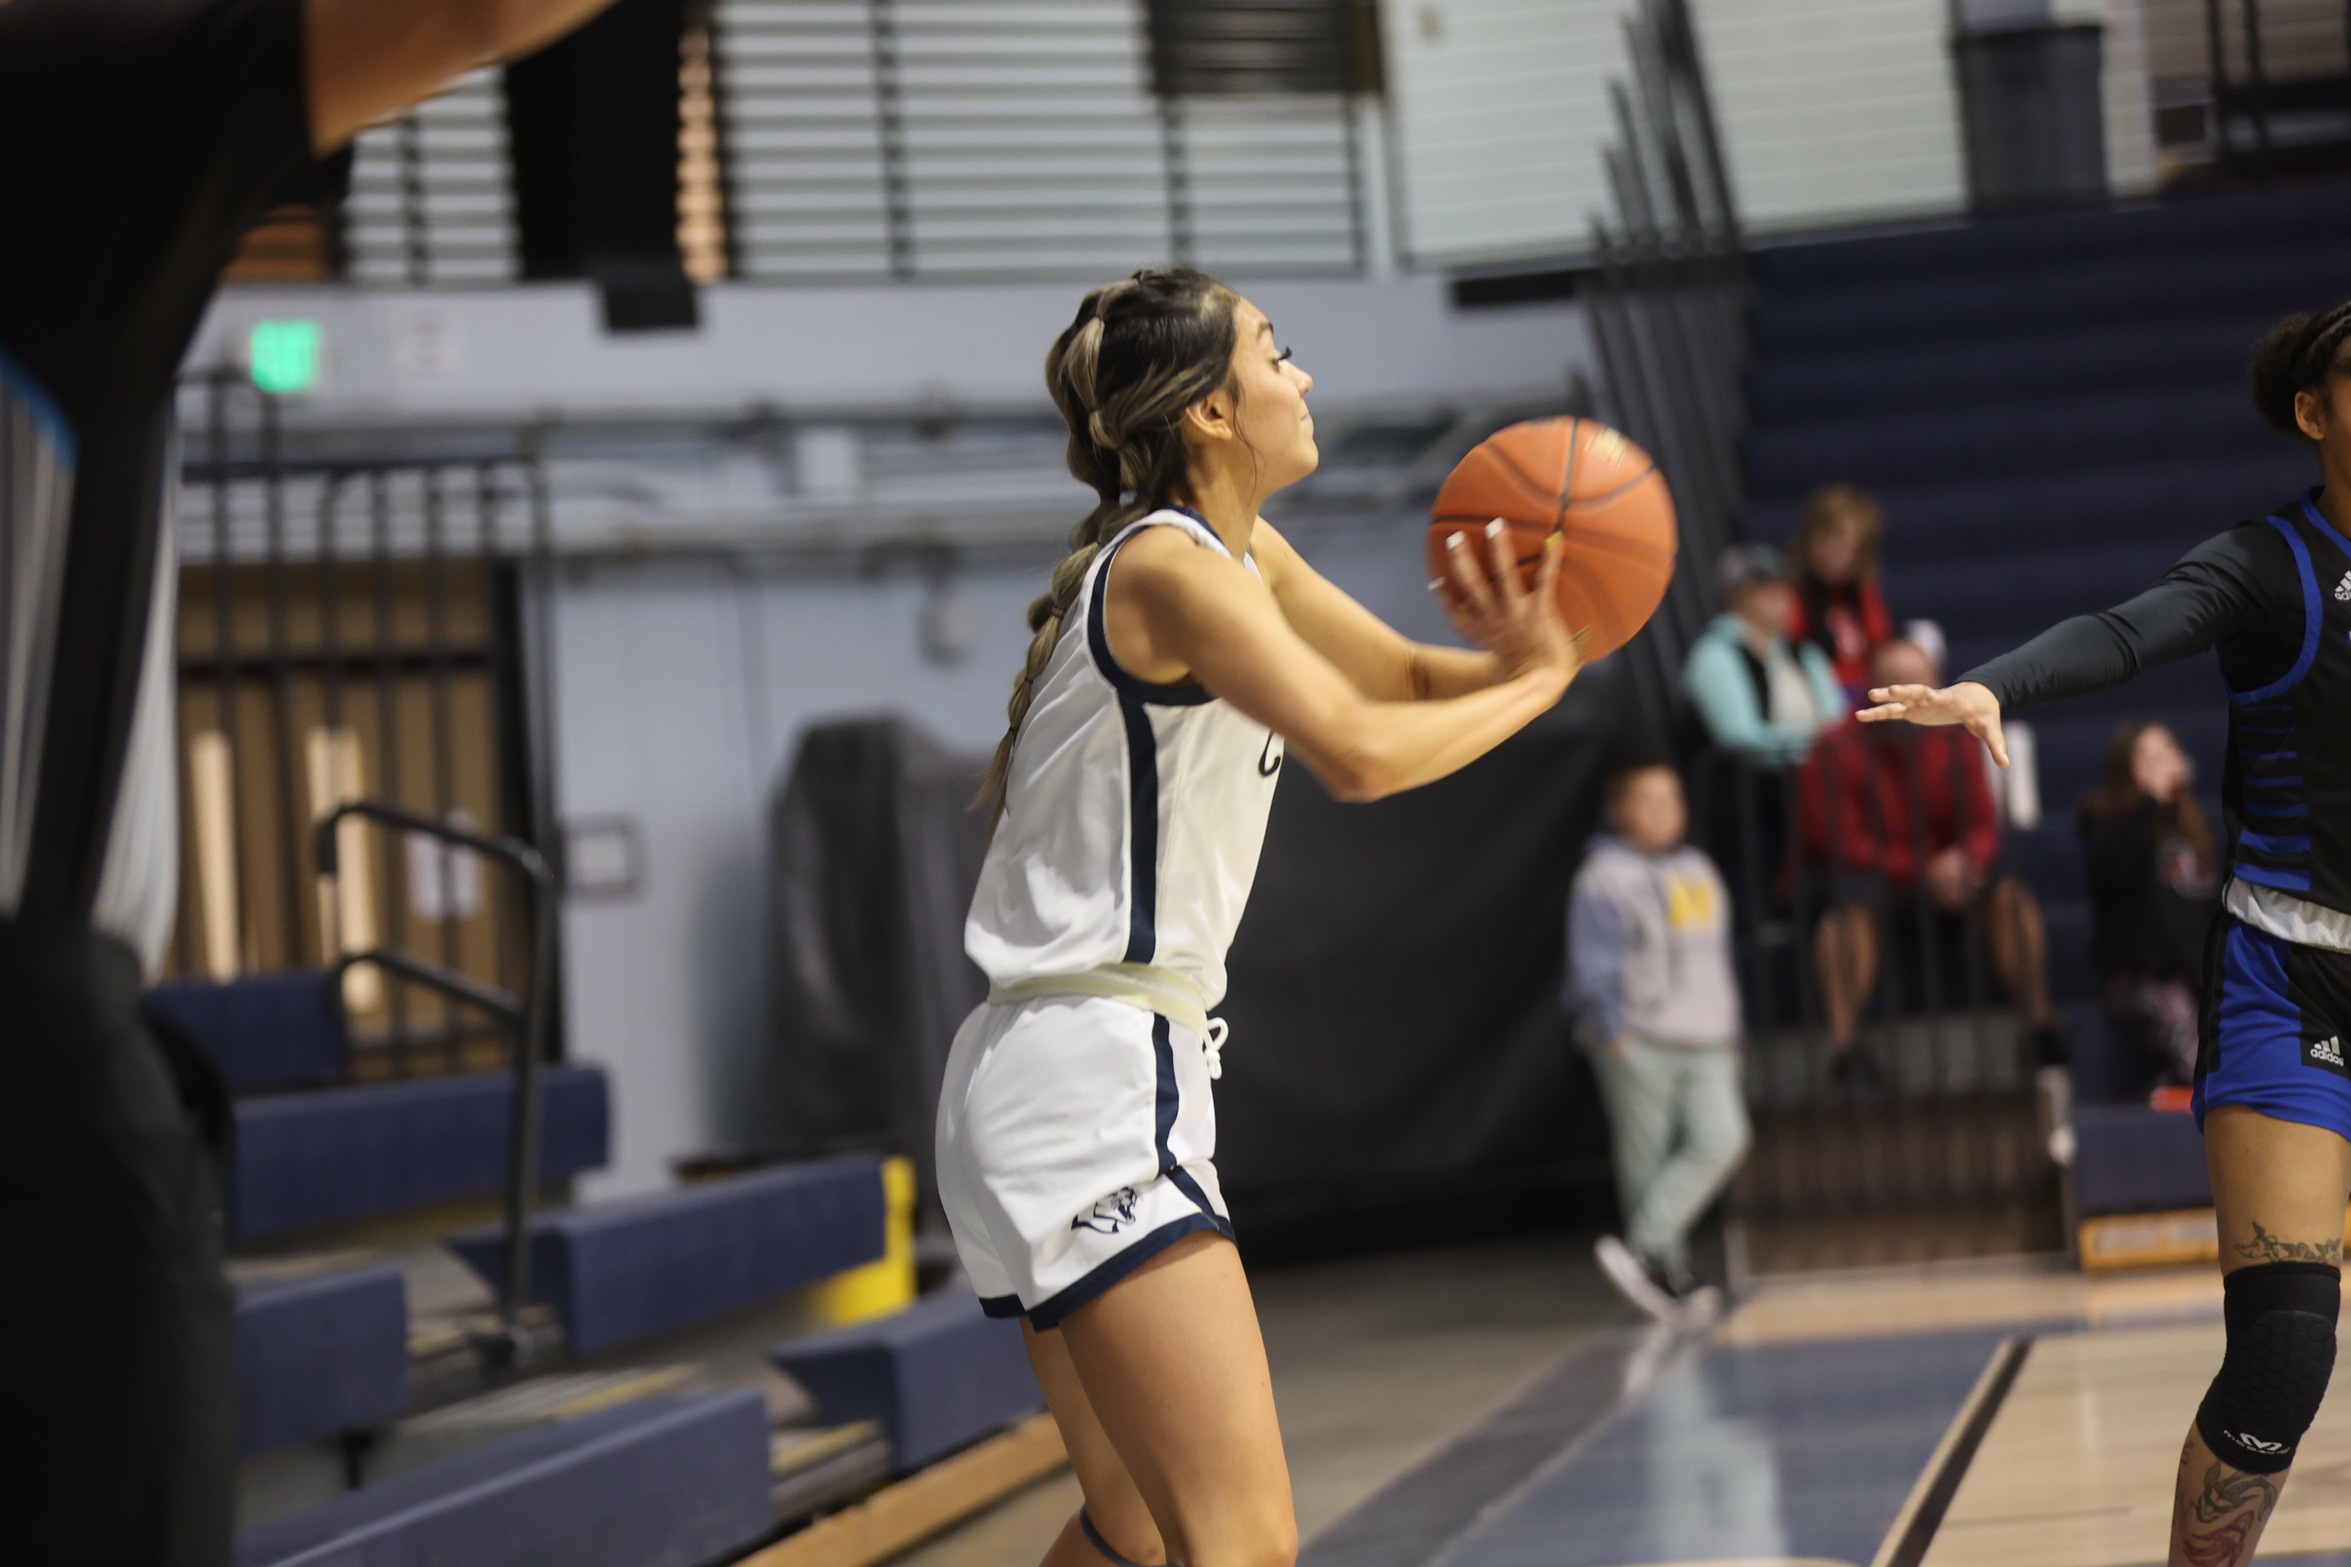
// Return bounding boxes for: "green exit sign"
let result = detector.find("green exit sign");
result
[247,319,321,395]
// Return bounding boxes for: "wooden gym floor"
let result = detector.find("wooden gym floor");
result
[901,1239,2351,1567]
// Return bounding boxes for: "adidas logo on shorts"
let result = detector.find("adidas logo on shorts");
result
[2309,1035,2347,1073]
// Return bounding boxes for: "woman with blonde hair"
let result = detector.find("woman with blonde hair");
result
[1788,481,1896,704]
[939,267,1579,1567]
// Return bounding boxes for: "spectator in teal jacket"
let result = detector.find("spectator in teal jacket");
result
[1681,545,1844,766]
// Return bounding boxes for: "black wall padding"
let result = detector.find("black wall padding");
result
[503,0,696,330]
[1214,714,1612,1194]
[765,720,992,1214]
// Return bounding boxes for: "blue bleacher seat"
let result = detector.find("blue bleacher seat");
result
[449,1154,886,1355]
[1754,247,2349,358]
[234,1390,773,1567]
[1750,384,2274,499]
[1750,182,2351,293]
[2040,901,2097,1008]
[146,971,345,1093]
[2072,1104,2212,1216]
[2064,1004,2167,1107]
[237,1265,409,1456]
[770,1285,1041,1471]
[231,1066,610,1239]
[1747,452,2313,568]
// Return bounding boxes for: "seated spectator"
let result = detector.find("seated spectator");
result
[2079,721,2220,1085]
[1788,483,1896,706]
[1798,639,2059,1077]
[1568,759,1749,1324]
[1682,544,1844,766]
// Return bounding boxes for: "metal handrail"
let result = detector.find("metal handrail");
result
[316,800,556,1366]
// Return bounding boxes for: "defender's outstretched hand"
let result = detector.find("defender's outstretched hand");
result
[1857,678,2011,768]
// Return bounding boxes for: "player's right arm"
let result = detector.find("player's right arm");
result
[1112,526,1578,802]
[1857,525,2292,767]
[306,0,622,152]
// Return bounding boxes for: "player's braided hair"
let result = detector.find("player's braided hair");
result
[975,268,1239,817]
[2251,300,2351,437]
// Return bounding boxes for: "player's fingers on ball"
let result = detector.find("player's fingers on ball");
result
[1532,531,1566,601]
[1482,520,1524,605]
[1447,533,1498,615]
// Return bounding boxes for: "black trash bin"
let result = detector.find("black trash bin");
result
[1955,21,2108,210]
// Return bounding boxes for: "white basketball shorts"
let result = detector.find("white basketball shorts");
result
[935,993,1232,1329]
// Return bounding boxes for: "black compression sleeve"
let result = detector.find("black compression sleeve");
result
[1959,525,2298,711]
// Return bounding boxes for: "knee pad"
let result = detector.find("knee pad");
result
[2196,1260,2340,1474]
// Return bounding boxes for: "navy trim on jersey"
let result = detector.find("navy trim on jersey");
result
[1152,1014,1218,1218]
[1085,529,1216,708]
[1024,1211,1235,1330]
[0,344,76,463]
[1117,695,1159,964]
[2235,515,2323,704]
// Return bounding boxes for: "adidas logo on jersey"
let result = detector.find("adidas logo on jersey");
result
[2337,570,2351,604]
[2309,1035,2347,1074]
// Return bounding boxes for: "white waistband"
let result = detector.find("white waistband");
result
[2226,877,2351,954]
[987,963,1229,1078]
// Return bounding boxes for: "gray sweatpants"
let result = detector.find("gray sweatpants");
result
[1592,1035,1751,1274]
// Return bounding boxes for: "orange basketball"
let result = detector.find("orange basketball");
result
[1426,417,1677,662]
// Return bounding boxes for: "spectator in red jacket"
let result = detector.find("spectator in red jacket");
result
[1800,640,2058,1076]
[1788,483,1896,706]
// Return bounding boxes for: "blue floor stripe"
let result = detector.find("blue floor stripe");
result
[1441,1327,2015,1567]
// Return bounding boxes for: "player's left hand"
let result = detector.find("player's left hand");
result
[1857,679,2010,769]
[1443,519,1581,692]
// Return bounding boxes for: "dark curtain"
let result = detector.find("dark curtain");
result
[763,709,1614,1214]
[1215,715,1613,1193]
[764,719,991,1216]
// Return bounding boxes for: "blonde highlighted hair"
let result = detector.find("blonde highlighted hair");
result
[975,268,1240,817]
[1794,482,1884,581]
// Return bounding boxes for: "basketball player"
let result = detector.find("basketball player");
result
[1860,303,2351,1567]
[0,3,620,1561]
[941,268,1579,1567]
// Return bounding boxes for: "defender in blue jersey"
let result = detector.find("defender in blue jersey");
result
[1862,301,2351,1567]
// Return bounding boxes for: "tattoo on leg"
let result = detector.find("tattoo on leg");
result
[2177,1449,2281,1567]
[2233,1221,2342,1265]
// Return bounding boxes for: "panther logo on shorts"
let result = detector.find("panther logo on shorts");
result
[1072,1187,1141,1234]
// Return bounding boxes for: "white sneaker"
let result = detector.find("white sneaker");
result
[1594,1234,1679,1324]
[1678,1282,1725,1328]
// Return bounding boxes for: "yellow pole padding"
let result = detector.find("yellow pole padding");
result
[815,1156,917,1324]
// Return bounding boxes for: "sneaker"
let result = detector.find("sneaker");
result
[1649,1257,1727,1321]
[1676,1282,1726,1327]
[1594,1235,1680,1324]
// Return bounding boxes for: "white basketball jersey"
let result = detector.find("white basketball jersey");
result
[966,509,1284,1006]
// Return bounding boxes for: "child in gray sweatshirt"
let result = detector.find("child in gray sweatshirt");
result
[1568,760,1750,1323]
